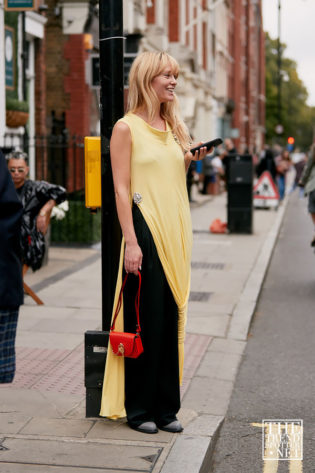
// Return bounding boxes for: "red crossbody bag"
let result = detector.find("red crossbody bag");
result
[109,271,144,358]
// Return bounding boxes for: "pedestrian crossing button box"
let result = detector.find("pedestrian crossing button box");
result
[84,137,101,209]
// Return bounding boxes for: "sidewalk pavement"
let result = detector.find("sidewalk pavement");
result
[0,190,287,473]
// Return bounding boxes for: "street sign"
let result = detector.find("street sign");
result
[5,26,15,90]
[5,0,37,11]
[253,171,279,209]
[275,124,284,135]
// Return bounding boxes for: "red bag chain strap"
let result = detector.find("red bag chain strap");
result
[110,271,142,333]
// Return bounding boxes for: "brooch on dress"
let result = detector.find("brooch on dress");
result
[133,193,142,204]
[172,132,180,145]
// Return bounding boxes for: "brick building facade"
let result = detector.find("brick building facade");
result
[228,0,265,152]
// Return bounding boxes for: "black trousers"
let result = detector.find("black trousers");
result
[123,206,180,428]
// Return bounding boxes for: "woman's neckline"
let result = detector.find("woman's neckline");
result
[130,112,169,132]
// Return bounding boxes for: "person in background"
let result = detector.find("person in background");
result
[275,149,292,200]
[0,150,23,383]
[256,148,277,183]
[201,152,215,194]
[100,51,208,434]
[299,144,315,246]
[224,137,237,155]
[211,153,225,194]
[221,138,237,180]
[7,151,66,271]
[186,160,197,202]
[292,153,307,197]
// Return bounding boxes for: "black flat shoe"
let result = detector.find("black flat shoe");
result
[130,421,158,434]
[158,420,183,433]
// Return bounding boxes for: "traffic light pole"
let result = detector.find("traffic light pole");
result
[85,1,124,418]
[99,0,124,332]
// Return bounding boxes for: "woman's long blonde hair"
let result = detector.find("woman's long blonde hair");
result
[127,51,191,151]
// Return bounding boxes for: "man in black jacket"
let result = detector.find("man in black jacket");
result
[0,150,23,383]
[7,151,66,271]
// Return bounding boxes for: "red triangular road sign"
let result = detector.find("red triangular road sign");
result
[254,171,279,208]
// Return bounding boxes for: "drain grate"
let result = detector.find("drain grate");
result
[189,291,212,302]
[191,261,225,270]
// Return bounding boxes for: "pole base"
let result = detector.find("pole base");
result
[85,330,109,417]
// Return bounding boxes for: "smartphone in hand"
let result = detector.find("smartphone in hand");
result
[190,138,223,155]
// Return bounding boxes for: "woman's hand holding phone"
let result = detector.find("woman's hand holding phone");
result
[186,138,223,161]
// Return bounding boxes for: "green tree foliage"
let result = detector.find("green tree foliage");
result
[265,33,315,150]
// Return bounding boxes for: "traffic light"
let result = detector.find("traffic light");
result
[287,137,295,151]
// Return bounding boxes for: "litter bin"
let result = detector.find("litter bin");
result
[226,154,253,234]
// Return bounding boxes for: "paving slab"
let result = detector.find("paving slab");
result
[19,418,94,438]
[0,413,31,435]
[15,330,83,350]
[183,414,223,437]
[186,314,230,337]
[207,337,246,355]
[196,350,243,381]
[0,388,84,418]
[0,438,161,471]
[87,418,173,443]
[182,376,234,416]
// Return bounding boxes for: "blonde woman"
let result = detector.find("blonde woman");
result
[100,51,209,434]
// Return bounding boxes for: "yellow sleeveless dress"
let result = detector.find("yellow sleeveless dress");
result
[100,112,192,418]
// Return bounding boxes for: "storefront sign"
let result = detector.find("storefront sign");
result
[5,26,15,90]
[5,0,37,11]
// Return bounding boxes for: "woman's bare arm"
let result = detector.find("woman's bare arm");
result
[110,122,143,275]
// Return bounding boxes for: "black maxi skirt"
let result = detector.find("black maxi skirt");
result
[123,205,180,428]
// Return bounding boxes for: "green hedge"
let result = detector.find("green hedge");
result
[51,200,101,244]
[6,97,29,112]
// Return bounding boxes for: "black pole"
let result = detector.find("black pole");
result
[84,0,124,418]
[21,12,28,151]
[99,0,124,331]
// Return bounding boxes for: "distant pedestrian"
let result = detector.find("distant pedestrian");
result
[299,144,315,246]
[293,154,307,197]
[221,138,238,180]
[7,151,66,271]
[201,153,215,194]
[0,150,23,383]
[224,137,237,155]
[275,149,292,200]
[186,160,197,202]
[256,149,277,182]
